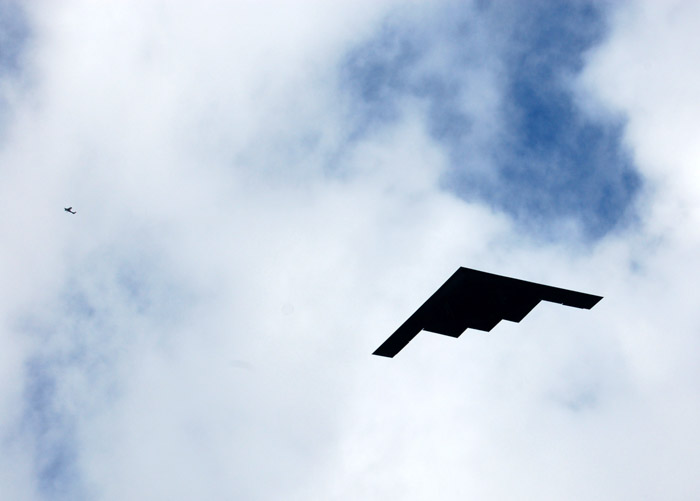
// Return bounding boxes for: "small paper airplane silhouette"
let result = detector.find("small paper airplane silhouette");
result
[64,207,76,214]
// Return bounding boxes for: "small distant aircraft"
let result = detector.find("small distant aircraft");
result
[64,207,76,214]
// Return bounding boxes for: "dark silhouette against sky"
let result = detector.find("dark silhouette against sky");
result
[374,267,602,357]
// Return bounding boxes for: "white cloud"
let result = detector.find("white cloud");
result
[1,1,700,499]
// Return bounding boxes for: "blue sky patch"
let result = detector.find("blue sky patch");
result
[341,1,640,240]
[0,1,30,141]
[14,243,193,499]
[22,355,90,501]
[0,0,29,77]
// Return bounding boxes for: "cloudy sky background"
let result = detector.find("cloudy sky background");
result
[1,0,699,499]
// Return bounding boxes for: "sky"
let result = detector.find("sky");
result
[1,0,699,499]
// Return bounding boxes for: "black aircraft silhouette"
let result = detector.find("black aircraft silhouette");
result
[64,207,76,214]
[373,267,602,358]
